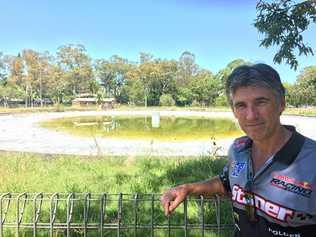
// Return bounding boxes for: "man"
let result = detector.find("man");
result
[161,63,316,236]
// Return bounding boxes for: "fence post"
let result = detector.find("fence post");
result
[99,193,107,237]
[0,193,11,237]
[33,193,43,237]
[49,193,59,237]
[216,195,221,236]
[117,193,122,237]
[66,193,74,237]
[184,198,187,237]
[16,193,27,237]
[134,193,138,237]
[200,195,205,237]
[151,194,154,237]
[83,193,91,237]
[167,215,171,237]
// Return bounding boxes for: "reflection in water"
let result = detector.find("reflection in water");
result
[42,115,242,141]
[151,112,160,128]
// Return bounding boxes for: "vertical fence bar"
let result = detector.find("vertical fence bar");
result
[16,193,27,237]
[200,196,205,237]
[117,193,122,237]
[100,193,106,237]
[151,194,154,237]
[184,198,187,237]
[134,193,138,237]
[33,193,43,237]
[167,215,171,237]
[66,193,74,237]
[0,193,11,237]
[216,195,221,236]
[84,193,91,237]
[50,193,59,237]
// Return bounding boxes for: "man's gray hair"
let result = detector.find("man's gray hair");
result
[225,63,286,106]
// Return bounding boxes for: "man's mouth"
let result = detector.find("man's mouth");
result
[246,123,264,127]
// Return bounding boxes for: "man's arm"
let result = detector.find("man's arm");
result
[160,176,228,216]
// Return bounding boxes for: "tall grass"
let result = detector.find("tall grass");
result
[0,151,228,193]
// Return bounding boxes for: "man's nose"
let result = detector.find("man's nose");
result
[245,105,258,120]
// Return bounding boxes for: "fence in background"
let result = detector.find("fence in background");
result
[0,193,234,237]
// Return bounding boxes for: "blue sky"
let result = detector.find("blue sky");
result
[1,0,315,83]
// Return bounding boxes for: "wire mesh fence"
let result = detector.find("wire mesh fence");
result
[0,193,234,237]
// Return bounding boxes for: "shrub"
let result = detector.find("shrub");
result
[214,95,228,106]
[159,94,175,106]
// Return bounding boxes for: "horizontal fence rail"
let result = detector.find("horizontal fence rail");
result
[0,193,234,237]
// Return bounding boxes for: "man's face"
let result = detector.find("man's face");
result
[231,86,285,142]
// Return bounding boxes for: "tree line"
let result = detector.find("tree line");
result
[0,44,315,108]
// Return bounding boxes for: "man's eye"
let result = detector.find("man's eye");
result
[234,104,245,109]
[257,100,267,106]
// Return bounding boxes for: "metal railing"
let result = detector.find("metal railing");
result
[0,193,234,237]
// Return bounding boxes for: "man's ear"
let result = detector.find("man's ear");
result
[230,103,237,118]
[279,97,286,115]
[232,108,238,118]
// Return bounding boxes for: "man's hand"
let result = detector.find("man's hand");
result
[160,184,190,216]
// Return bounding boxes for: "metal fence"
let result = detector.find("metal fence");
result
[0,193,234,237]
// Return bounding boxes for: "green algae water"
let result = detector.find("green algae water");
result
[41,115,242,141]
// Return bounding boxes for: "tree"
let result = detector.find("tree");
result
[177,51,198,86]
[294,66,316,106]
[0,81,23,107]
[8,53,30,106]
[139,52,154,64]
[215,59,247,88]
[138,61,163,106]
[22,49,45,107]
[0,52,7,81]
[56,44,94,96]
[95,55,133,101]
[255,0,316,69]
[46,64,69,104]
[189,70,220,106]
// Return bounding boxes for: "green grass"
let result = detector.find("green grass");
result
[0,104,104,114]
[284,107,316,116]
[2,104,316,116]
[0,151,228,193]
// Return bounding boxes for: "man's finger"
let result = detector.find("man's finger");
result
[168,196,184,214]
[161,193,172,216]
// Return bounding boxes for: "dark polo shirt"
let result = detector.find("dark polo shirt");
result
[220,126,316,237]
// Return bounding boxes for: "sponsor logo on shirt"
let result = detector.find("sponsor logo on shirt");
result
[268,227,301,237]
[231,161,246,177]
[270,174,312,198]
[233,137,250,151]
[232,184,294,222]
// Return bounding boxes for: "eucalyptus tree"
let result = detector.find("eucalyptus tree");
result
[21,49,53,106]
[138,60,162,106]
[177,51,198,86]
[139,52,154,64]
[0,81,23,107]
[0,52,7,82]
[174,51,199,106]
[159,60,178,96]
[8,53,29,106]
[95,55,133,102]
[45,64,69,104]
[56,44,94,97]
[189,69,220,106]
